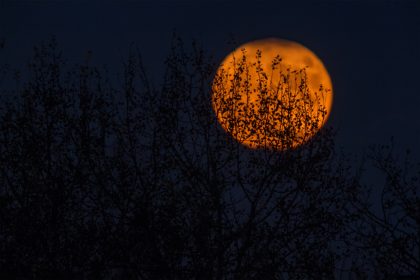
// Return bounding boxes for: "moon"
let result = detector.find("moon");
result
[211,38,333,150]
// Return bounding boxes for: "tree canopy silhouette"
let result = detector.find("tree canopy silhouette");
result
[0,36,418,279]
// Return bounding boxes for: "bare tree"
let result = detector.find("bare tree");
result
[341,141,420,279]
[1,36,417,280]
[148,36,353,279]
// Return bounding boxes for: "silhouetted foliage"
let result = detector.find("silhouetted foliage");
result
[0,36,418,279]
[342,142,420,279]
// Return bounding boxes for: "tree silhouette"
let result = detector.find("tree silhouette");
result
[0,36,418,279]
[155,37,350,279]
[341,142,420,279]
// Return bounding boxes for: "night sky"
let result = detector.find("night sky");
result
[1,0,420,156]
[1,1,420,278]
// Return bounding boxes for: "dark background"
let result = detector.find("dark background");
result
[1,1,419,278]
[1,0,419,160]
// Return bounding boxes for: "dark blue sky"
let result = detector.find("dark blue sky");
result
[1,0,419,157]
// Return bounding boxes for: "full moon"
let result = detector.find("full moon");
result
[211,38,333,150]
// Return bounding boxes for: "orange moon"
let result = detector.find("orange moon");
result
[211,38,333,150]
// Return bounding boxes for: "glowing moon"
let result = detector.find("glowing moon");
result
[211,38,333,150]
